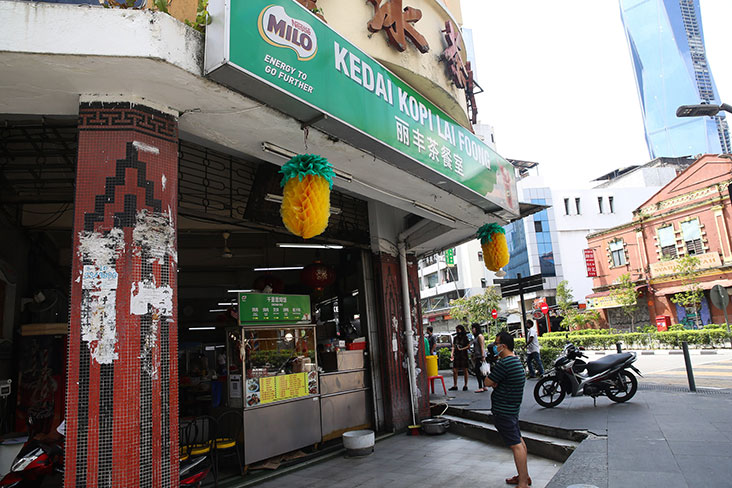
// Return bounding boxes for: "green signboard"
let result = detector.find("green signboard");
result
[238,293,312,325]
[205,0,518,215]
[445,248,455,266]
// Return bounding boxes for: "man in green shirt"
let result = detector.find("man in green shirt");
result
[484,331,530,488]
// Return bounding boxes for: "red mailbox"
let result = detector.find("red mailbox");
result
[655,315,671,332]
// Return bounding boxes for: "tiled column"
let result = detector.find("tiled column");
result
[65,101,179,488]
[371,252,429,431]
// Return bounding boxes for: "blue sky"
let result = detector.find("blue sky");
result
[462,0,731,188]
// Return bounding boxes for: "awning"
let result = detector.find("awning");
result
[586,290,611,299]
[655,279,732,296]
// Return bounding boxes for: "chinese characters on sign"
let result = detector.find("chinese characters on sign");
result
[584,249,597,277]
[238,293,312,324]
[393,115,465,177]
[367,0,429,53]
[441,21,478,124]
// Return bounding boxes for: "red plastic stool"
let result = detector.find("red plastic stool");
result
[428,375,446,395]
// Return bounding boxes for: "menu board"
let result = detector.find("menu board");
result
[238,293,312,324]
[245,372,314,407]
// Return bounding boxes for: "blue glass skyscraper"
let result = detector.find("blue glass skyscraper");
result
[620,0,730,158]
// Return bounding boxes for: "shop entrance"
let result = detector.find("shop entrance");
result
[0,120,376,484]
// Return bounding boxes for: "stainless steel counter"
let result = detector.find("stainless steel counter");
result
[319,368,371,441]
[243,396,321,464]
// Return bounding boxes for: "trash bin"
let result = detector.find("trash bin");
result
[425,355,438,377]
[656,315,671,332]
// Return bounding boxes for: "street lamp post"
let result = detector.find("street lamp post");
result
[676,102,732,118]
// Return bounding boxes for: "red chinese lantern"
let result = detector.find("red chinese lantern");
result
[300,260,336,291]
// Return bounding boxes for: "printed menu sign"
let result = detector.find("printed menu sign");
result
[245,373,310,407]
[238,293,312,325]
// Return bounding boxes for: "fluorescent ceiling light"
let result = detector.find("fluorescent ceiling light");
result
[264,193,283,204]
[334,168,352,183]
[217,302,237,306]
[262,142,297,159]
[227,289,253,293]
[276,243,344,249]
[265,193,341,215]
[262,142,351,183]
[189,327,216,331]
[352,290,359,296]
[209,308,226,313]
[254,266,304,271]
[413,201,456,223]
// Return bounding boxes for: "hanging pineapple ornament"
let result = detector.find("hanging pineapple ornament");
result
[477,223,510,272]
[279,154,336,239]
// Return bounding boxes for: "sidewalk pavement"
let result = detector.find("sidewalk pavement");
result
[431,369,732,488]
[252,431,561,488]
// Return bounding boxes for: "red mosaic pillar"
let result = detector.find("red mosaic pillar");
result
[372,252,429,431]
[65,102,179,488]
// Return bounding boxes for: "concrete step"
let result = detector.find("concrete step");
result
[439,413,580,462]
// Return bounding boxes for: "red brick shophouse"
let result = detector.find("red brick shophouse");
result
[586,154,732,329]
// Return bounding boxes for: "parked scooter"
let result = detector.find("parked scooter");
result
[0,438,63,488]
[534,341,642,408]
[179,454,211,487]
[0,417,211,488]
[0,414,63,488]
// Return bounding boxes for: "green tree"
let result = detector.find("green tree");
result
[610,273,640,332]
[670,255,704,329]
[449,287,502,336]
[555,280,601,331]
[556,280,574,318]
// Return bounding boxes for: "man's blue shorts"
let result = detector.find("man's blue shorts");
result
[493,413,522,447]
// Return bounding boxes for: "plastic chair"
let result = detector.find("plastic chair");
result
[214,410,245,477]
[428,375,447,395]
[184,415,218,487]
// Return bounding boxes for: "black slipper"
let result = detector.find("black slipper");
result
[462,386,468,391]
[448,386,458,391]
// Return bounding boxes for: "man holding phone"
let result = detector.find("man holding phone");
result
[484,331,530,488]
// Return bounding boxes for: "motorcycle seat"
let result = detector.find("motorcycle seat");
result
[585,353,633,376]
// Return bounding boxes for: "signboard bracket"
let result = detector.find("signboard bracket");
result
[301,113,327,130]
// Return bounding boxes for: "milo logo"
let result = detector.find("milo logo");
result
[258,5,318,61]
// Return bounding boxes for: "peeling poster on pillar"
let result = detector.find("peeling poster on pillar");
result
[82,265,119,290]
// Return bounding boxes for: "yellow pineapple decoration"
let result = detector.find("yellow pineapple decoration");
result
[477,223,510,272]
[279,154,335,239]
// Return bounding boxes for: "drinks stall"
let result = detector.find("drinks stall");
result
[228,292,372,465]
[228,293,319,465]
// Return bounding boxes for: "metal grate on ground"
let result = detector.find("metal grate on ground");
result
[639,382,732,396]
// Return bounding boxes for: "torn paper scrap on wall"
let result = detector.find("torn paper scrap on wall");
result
[131,280,173,379]
[130,280,174,316]
[80,289,118,364]
[77,229,124,365]
[140,313,162,379]
[78,228,124,266]
[133,209,177,265]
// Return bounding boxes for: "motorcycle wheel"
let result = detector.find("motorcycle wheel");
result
[534,376,566,408]
[606,370,637,403]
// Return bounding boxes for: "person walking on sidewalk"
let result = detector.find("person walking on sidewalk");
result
[525,319,544,379]
[471,323,487,392]
[449,324,470,391]
[484,331,531,488]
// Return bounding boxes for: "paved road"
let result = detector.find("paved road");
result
[575,349,732,389]
[630,350,732,389]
